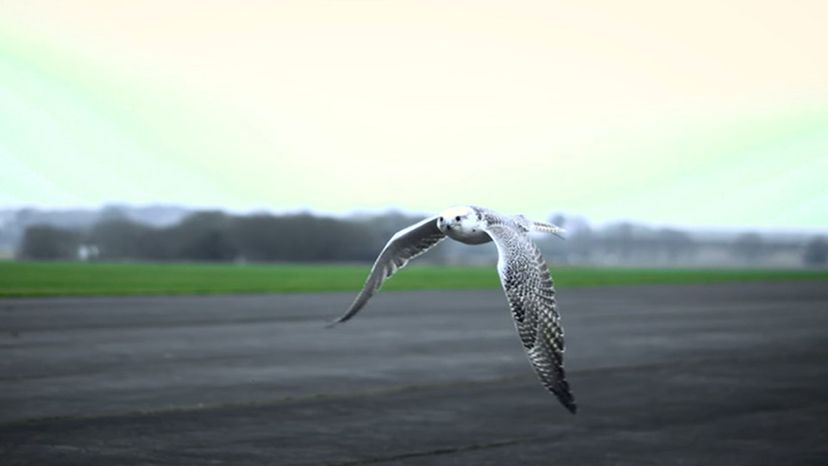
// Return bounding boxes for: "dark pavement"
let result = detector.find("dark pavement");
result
[1,281,827,465]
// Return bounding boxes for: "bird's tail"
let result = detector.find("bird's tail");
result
[532,221,566,239]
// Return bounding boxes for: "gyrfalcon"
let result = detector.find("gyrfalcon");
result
[329,205,576,413]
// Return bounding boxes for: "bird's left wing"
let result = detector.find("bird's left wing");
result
[484,222,577,413]
[328,216,445,325]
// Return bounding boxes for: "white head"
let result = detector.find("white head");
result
[436,206,481,235]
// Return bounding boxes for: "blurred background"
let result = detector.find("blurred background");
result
[1,1,826,268]
[2,3,828,465]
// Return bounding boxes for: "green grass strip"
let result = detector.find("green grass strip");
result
[0,261,826,297]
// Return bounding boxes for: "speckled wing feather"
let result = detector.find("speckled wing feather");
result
[484,223,577,413]
[329,216,445,325]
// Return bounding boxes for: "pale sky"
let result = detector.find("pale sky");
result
[1,1,826,230]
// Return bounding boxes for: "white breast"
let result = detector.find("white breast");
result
[446,226,492,245]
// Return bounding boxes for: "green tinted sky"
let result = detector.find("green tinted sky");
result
[1,1,826,230]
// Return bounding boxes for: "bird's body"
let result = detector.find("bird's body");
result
[436,205,493,244]
[329,205,576,413]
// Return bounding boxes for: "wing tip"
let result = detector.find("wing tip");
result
[325,315,350,328]
[327,299,363,328]
[550,385,577,414]
[556,392,578,414]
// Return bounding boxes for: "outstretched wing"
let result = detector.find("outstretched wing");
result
[484,223,577,413]
[328,216,445,326]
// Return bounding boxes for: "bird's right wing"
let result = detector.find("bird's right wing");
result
[328,216,445,326]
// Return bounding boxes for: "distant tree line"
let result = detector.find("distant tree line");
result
[15,210,828,267]
[541,222,698,265]
[535,216,827,268]
[804,236,828,266]
[17,211,423,263]
[18,226,82,260]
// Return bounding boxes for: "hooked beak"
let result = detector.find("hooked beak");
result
[437,217,449,231]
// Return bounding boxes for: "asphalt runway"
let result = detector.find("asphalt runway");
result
[1,281,827,465]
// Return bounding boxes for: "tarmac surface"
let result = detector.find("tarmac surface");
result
[1,281,827,465]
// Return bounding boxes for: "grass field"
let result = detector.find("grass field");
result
[1,261,826,298]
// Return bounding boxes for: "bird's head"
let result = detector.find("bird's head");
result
[436,206,480,234]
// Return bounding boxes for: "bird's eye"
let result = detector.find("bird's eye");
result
[438,217,443,222]
[455,216,461,221]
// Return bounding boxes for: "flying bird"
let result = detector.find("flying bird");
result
[329,205,576,413]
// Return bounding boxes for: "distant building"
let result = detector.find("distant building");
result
[77,244,100,261]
